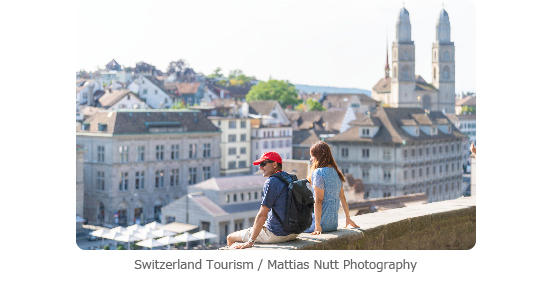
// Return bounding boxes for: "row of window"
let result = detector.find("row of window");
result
[403,144,461,159]
[376,180,462,199]
[228,134,247,143]
[260,140,292,149]
[228,120,247,129]
[228,161,248,169]
[97,144,212,163]
[225,191,260,203]
[254,129,291,138]
[459,123,476,129]
[342,161,460,183]
[97,167,212,191]
[228,147,247,155]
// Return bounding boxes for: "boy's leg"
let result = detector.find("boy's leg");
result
[226,230,244,246]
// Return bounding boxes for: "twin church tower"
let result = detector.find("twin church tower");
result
[372,7,455,113]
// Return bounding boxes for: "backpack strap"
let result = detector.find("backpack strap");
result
[268,173,291,230]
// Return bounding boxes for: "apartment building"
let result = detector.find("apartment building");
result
[76,109,221,227]
[326,107,465,203]
[209,116,252,176]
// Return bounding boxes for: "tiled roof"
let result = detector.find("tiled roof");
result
[372,77,391,92]
[98,89,137,108]
[456,113,476,120]
[248,100,279,116]
[190,195,228,216]
[456,96,476,106]
[322,94,378,109]
[326,107,465,144]
[164,82,201,95]
[292,129,321,147]
[77,109,219,134]
[349,116,382,126]
[285,110,350,133]
[189,175,267,192]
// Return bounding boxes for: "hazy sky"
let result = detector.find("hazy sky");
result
[76,0,475,93]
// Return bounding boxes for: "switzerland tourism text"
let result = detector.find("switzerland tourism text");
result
[134,259,417,272]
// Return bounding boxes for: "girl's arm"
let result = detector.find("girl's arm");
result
[339,186,359,228]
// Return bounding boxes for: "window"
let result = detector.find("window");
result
[247,192,251,200]
[263,141,268,149]
[341,148,349,157]
[228,134,236,142]
[426,148,429,156]
[171,145,179,160]
[362,128,370,136]
[143,89,147,95]
[433,166,436,175]
[362,149,370,158]
[419,168,423,177]
[439,165,443,174]
[226,195,230,203]
[240,121,246,128]
[404,171,408,180]
[426,167,430,176]
[419,149,423,156]
[156,145,164,160]
[285,140,291,147]
[383,171,391,182]
[97,146,105,162]
[403,149,407,159]
[135,171,145,190]
[119,172,129,190]
[271,141,275,148]
[189,144,197,159]
[233,194,237,202]
[439,146,442,154]
[240,147,246,154]
[433,147,436,155]
[188,168,197,184]
[155,170,164,188]
[383,149,391,160]
[170,169,179,186]
[203,143,211,158]
[411,149,415,157]
[239,161,246,168]
[411,169,415,179]
[342,167,349,174]
[445,145,448,153]
[229,121,236,129]
[228,147,236,155]
[203,167,211,181]
[241,193,244,201]
[451,144,455,152]
[278,140,283,148]
[228,161,236,169]
[362,169,370,180]
[445,164,449,173]
[255,191,258,200]
[240,134,246,142]
[96,171,105,190]
[137,146,145,162]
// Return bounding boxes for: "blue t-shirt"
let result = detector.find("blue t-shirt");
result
[261,171,294,236]
[304,167,342,233]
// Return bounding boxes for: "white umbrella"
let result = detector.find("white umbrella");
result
[151,229,176,238]
[110,226,126,233]
[192,230,218,249]
[157,236,180,250]
[136,238,164,250]
[114,233,141,250]
[134,231,158,240]
[102,231,122,240]
[175,232,201,249]
[145,222,164,230]
[126,224,144,232]
[90,228,110,246]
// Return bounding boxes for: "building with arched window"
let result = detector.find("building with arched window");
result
[372,7,456,113]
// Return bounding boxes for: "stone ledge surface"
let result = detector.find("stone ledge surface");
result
[223,196,476,250]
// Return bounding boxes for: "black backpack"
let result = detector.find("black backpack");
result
[270,173,315,234]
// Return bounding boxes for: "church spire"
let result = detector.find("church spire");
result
[385,33,390,78]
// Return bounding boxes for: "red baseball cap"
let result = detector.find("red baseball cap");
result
[253,151,283,166]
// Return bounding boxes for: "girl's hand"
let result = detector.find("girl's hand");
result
[311,224,322,235]
[345,217,359,228]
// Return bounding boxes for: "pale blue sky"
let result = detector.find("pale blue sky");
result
[76,0,475,93]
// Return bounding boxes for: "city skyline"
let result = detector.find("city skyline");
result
[76,0,476,93]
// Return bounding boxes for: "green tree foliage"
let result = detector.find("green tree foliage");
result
[306,99,326,111]
[206,67,223,78]
[166,59,188,76]
[171,100,186,109]
[246,80,301,109]
[461,105,476,114]
[228,69,256,85]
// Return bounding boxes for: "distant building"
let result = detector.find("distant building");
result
[127,74,176,109]
[76,79,103,121]
[372,7,456,113]
[97,89,150,110]
[455,96,476,115]
[446,113,475,167]
[161,175,267,244]
[76,109,221,227]
[76,145,85,223]
[209,116,252,176]
[163,81,205,106]
[247,100,293,173]
[317,93,378,114]
[326,107,465,203]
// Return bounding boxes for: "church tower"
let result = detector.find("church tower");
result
[391,7,416,108]
[432,8,455,113]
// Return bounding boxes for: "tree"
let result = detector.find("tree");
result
[306,99,326,111]
[228,69,256,84]
[166,59,188,76]
[206,67,223,78]
[246,79,301,109]
[294,103,307,111]
[171,100,186,109]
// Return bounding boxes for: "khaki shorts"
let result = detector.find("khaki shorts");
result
[240,226,299,244]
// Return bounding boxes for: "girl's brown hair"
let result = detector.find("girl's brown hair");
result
[307,141,345,183]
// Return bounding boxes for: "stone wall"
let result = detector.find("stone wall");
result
[223,196,475,250]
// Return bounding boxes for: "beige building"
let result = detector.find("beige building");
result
[76,145,85,232]
[326,107,465,203]
[209,116,252,176]
[76,109,221,227]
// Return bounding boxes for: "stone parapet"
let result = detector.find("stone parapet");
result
[223,196,475,250]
